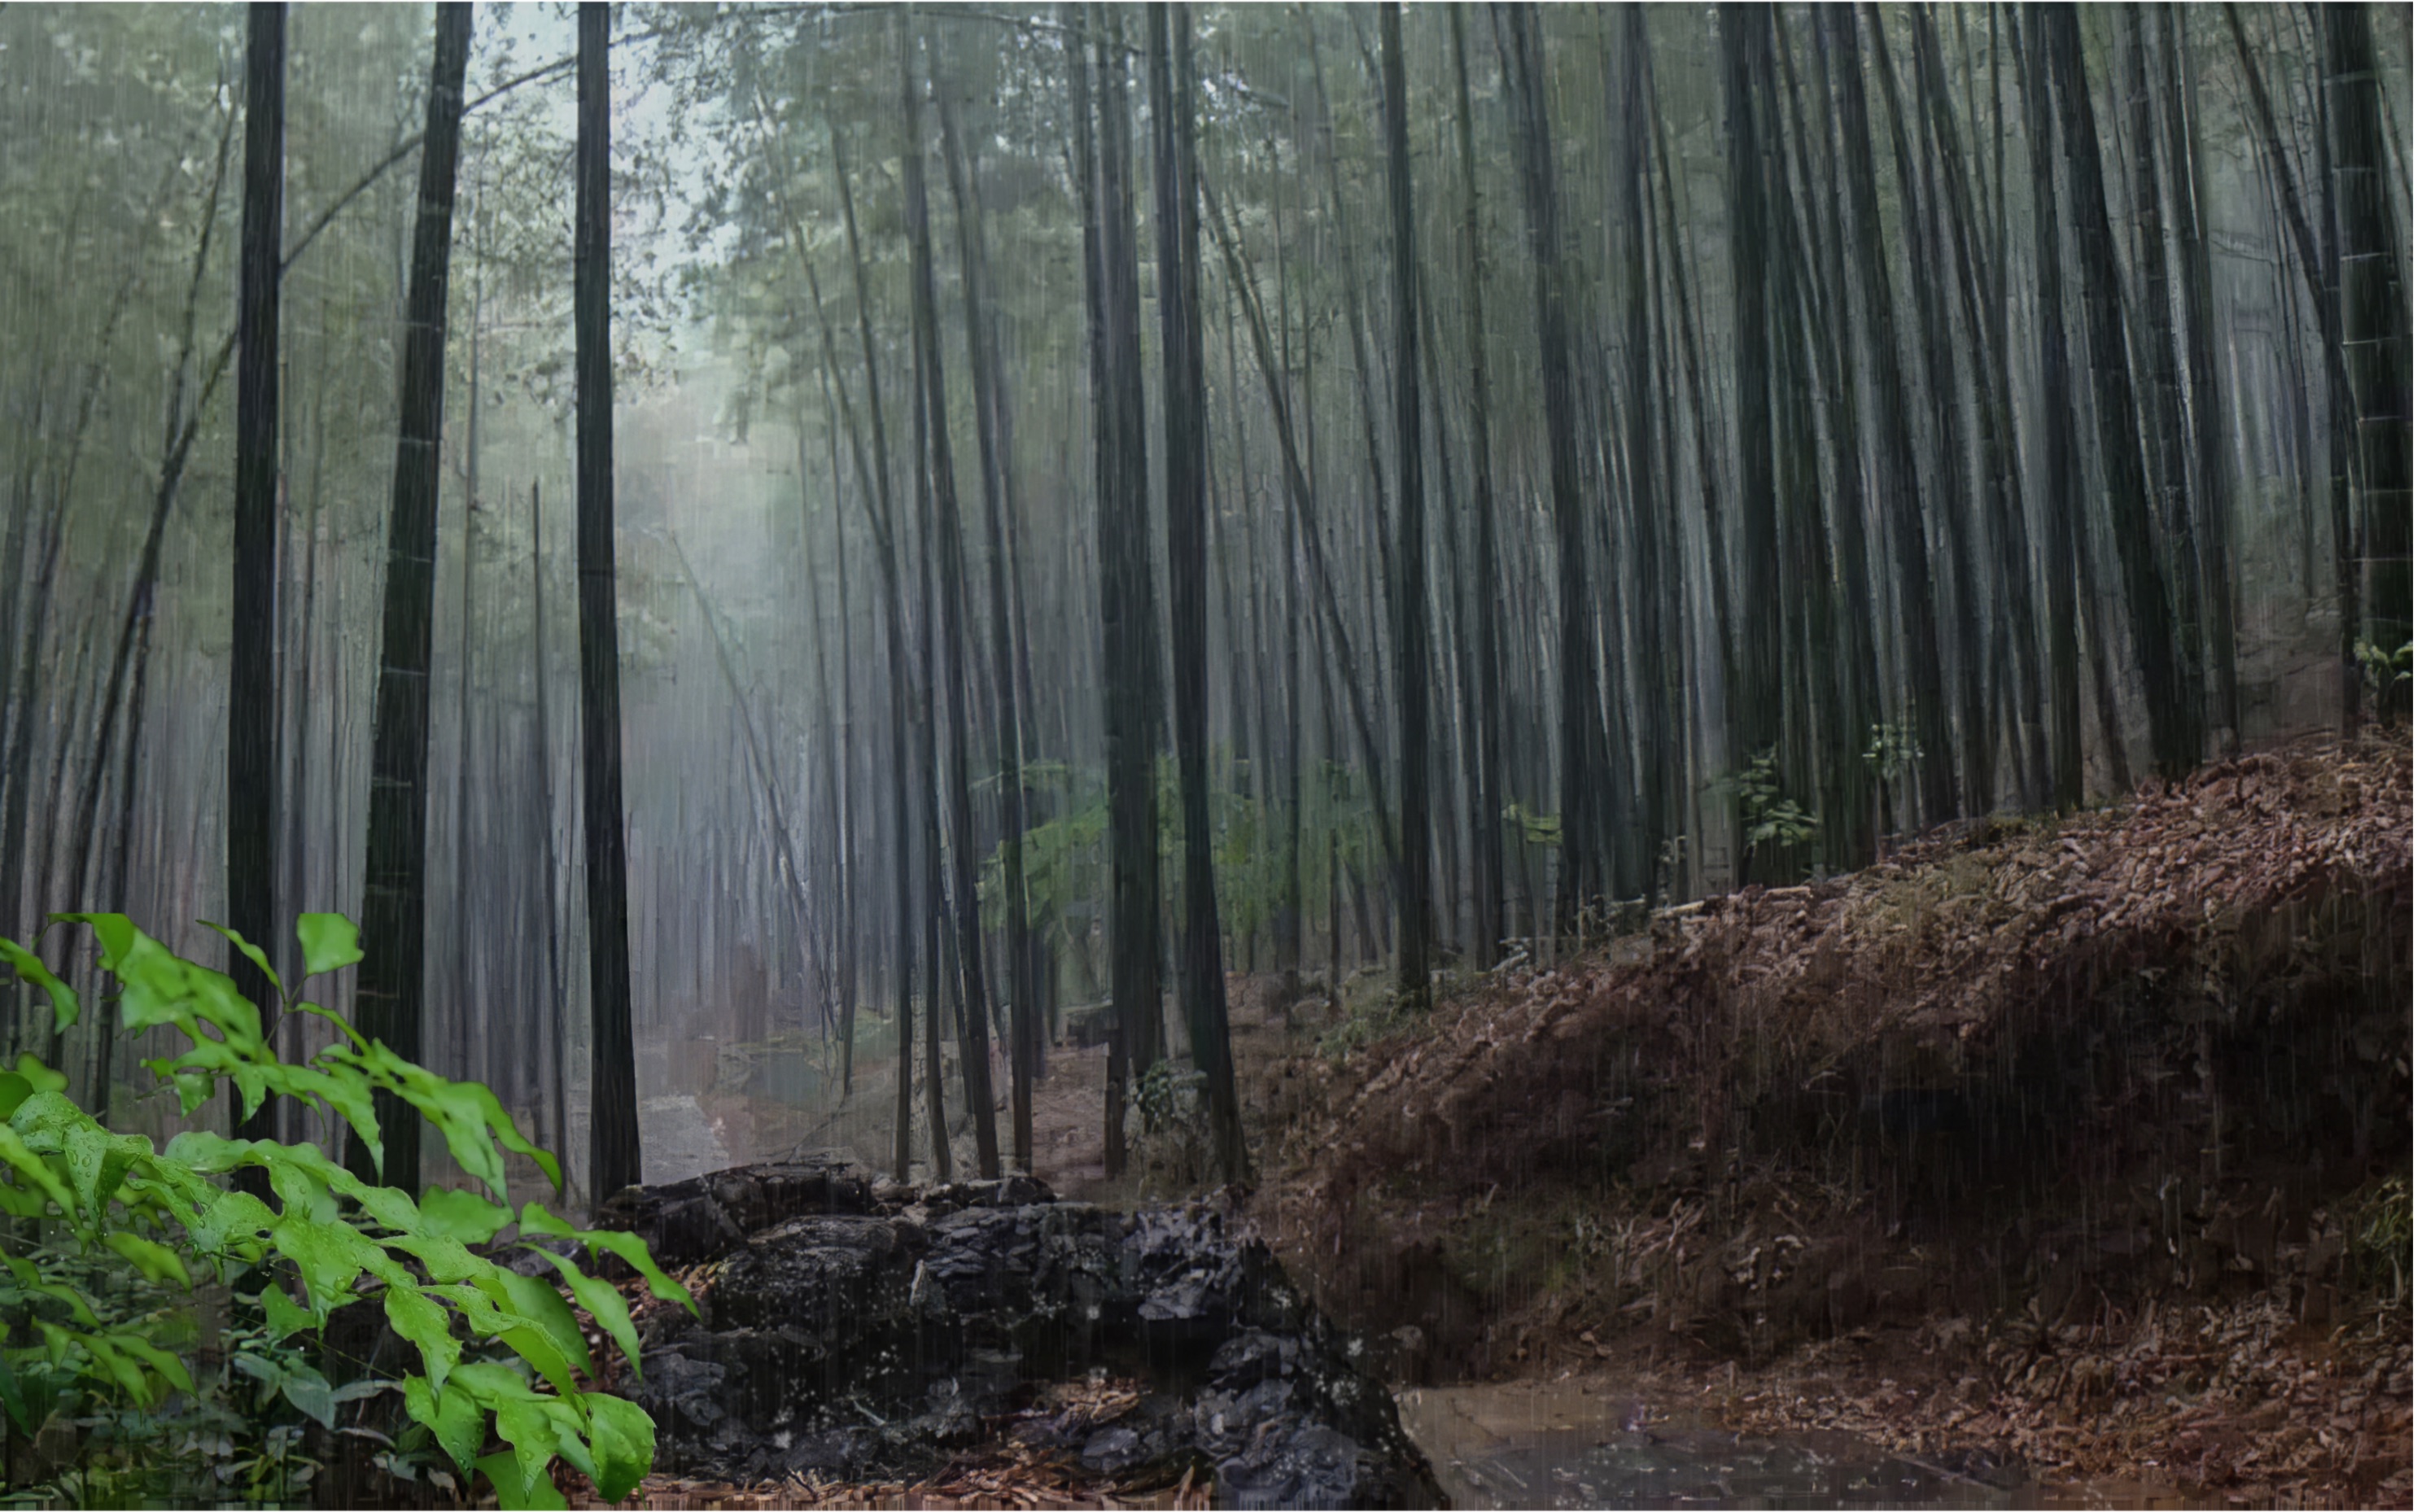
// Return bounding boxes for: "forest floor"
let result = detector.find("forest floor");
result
[597,736,2410,1508]
[1243,732,2414,1509]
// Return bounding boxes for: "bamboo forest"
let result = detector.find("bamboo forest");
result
[0,2,2407,1507]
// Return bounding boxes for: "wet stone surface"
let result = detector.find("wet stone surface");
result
[1393,1383,2145,1511]
[596,1160,1441,1506]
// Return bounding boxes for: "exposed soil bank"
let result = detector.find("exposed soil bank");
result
[1251,737,2413,1508]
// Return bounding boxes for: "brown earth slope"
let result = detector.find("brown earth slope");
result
[1253,736,2413,1507]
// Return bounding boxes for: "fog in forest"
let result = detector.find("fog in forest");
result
[0,0,2407,1214]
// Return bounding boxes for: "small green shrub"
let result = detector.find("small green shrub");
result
[1860,719,1925,785]
[0,911,692,1508]
[1724,748,1820,855]
[2348,1177,2411,1306]
[1120,1059,1216,1192]
[1501,801,1562,849]
[1129,1059,1204,1140]
[2355,639,2413,704]
[1316,972,1416,1064]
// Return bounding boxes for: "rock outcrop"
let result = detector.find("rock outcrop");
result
[595,1159,1439,1507]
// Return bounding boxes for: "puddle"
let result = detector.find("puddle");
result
[1393,1383,2203,1510]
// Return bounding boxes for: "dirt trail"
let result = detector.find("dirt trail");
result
[691,1025,1135,1200]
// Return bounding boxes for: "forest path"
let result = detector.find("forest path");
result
[1025,1039,1114,1195]
[637,1092,733,1185]
[688,1030,1122,1192]
[675,972,1313,1195]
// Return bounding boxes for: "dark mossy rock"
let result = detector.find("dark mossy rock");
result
[609,1161,1440,1506]
[590,1155,877,1267]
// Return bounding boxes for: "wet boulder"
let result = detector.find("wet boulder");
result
[592,1155,874,1267]
[620,1164,1440,1505]
[1218,1423,1366,1510]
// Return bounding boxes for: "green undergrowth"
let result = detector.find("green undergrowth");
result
[0,912,690,1508]
[2347,1177,2413,1304]
[1316,968,1423,1062]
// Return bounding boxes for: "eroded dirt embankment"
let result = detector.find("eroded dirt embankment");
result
[1251,736,2413,1508]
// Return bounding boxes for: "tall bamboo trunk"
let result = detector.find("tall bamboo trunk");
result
[1502,5,1604,928]
[899,24,1000,1180]
[1752,15,1840,879]
[227,1,287,1159]
[2118,6,2208,762]
[2160,7,2240,750]
[1615,9,1681,895]
[1720,5,1793,874]
[1799,8,1884,867]
[2044,4,2199,776]
[531,483,570,1179]
[1828,6,1956,828]
[2020,5,2086,810]
[1868,6,1992,815]
[1377,2,1430,1023]
[2221,2,2362,734]
[1075,8,1160,1175]
[1913,5,2048,810]
[347,2,471,1197]
[1150,6,1246,1176]
[450,264,481,1085]
[575,1,640,1205]
[820,120,920,1182]
[1646,45,1742,854]
[936,81,1038,1174]
[1448,10,1505,964]
[2325,2,2413,714]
